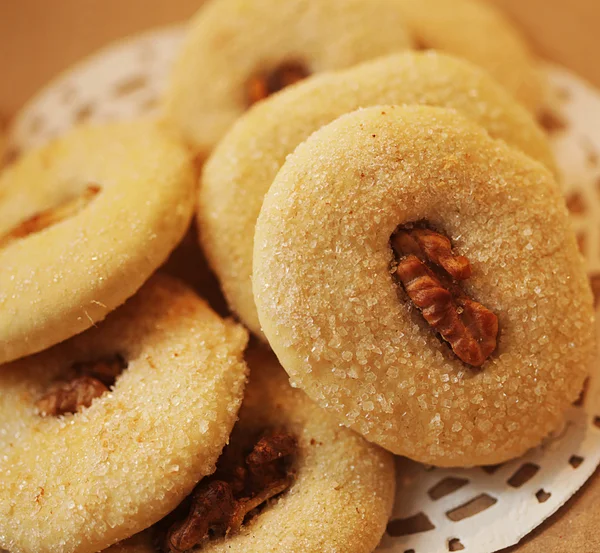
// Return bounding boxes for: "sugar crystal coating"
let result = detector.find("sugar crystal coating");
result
[198,347,395,552]
[164,0,414,153]
[165,0,543,155]
[200,51,555,338]
[111,346,395,553]
[253,106,595,466]
[392,0,544,112]
[0,121,195,365]
[0,275,248,553]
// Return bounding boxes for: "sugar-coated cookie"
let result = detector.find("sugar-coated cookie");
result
[165,0,543,155]
[110,346,395,553]
[253,105,594,466]
[393,0,544,112]
[0,121,195,364]
[199,52,555,338]
[164,0,413,154]
[0,275,248,553]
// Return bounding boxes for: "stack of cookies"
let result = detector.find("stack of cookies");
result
[0,1,595,552]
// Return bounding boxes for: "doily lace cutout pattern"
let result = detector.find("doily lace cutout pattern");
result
[6,26,184,154]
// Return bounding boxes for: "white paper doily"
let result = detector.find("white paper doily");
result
[6,26,184,153]
[6,28,600,553]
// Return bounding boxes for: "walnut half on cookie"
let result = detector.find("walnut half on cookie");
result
[253,105,595,467]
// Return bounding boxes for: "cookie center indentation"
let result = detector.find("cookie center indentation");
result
[246,60,310,107]
[160,430,298,552]
[36,354,127,417]
[0,184,101,249]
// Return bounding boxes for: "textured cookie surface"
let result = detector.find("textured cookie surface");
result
[195,346,395,553]
[105,348,394,553]
[393,0,544,112]
[253,106,594,466]
[200,52,555,337]
[0,275,248,553]
[0,120,195,364]
[117,346,394,553]
[165,0,543,155]
[164,0,413,153]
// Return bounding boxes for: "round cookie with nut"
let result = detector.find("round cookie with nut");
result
[199,51,556,339]
[393,0,544,113]
[0,120,195,365]
[0,275,248,553]
[253,105,595,467]
[164,0,413,155]
[165,0,544,156]
[107,345,395,553]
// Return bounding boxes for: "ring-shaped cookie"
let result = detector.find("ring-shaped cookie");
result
[393,0,543,113]
[194,346,395,553]
[253,106,594,466]
[0,121,195,364]
[165,0,543,155]
[199,52,556,338]
[109,346,395,553]
[0,275,248,553]
[164,0,413,154]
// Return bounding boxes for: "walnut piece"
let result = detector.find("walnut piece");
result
[392,227,498,367]
[393,228,471,280]
[246,433,298,491]
[538,109,567,134]
[71,355,127,386]
[167,481,236,553]
[36,376,109,417]
[36,355,127,416]
[246,61,309,106]
[0,184,100,249]
[227,477,293,534]
[165,431,297,552]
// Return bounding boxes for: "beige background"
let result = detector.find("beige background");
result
[0,0,598,115]
[0,1,598,551]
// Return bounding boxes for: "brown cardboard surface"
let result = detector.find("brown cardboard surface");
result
[504,469,600,552]
[0,1,598,551]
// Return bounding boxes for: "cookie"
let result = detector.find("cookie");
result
[161,224,230,317]
[199,51,556,338]
[113,345,394,553]
[3,27,224,314]
[0,120,195,364]
[164,0,413,154]
[165,0,544,155]
[253,105,595,467]
[394,0,544,113]
[0,275,248,553]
